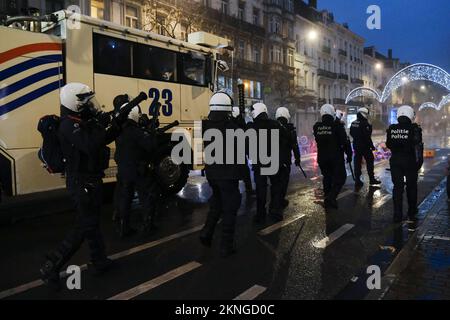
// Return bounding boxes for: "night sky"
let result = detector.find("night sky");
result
[317,0,450,72]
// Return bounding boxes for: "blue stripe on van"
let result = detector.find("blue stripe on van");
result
[0,67,61,99]
[0,79,62,116]
[0,54,62,82]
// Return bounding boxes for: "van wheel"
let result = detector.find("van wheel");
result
[154,147,189,195]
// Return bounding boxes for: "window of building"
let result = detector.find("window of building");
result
[287,49,294,67]
[311,73,315,91]
[269,16,281,34]
[238,1,245,21]
[253,46,261,63]
[287,22,294,39]
[93,33,132,77]
[285,0,294,12]
[91,0,104,20]
[126,5,139,29]
[156,13,166,36]
[221,0,229,14]
[269,46,274,62]
[274,46,281,63]
[304,70,308,88]
[253,8,260,25]
[203,0,211,7]
[134,44,177,82]
[238,40,245,59]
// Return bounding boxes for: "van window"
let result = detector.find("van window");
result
[134,44,177,82]
[93,33,132,77]
[180,52,208,86]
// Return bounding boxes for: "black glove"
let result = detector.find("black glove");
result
[295,159,301,167]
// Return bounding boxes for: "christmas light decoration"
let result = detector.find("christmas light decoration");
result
[380,63,450,102]
[345,87,381,104]
[418,102,438,111]
[438,94,450,110]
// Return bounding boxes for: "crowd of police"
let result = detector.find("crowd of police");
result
[39,83,424,290]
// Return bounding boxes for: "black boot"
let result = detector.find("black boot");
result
[324,197,338,209]
[116,217,137,238]
[89,257,115,276]
[282,199,290,209]
[40,252,65,291]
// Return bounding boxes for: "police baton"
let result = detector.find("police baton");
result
[348,162,356,181]
[298,164,307,179]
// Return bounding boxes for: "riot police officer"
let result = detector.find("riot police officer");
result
[232,107,255,195]
[40,83,140,289]
[386,105,423,223]
[350,107,381,187]
[114,105,157,237]
[249,103,284,222]
[314,104,353,209]
[275,107,301,208]
[200,92,244,257]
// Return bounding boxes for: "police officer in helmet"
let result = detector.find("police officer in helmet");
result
[275,107,301,208]
[200,92,244,257]
[249,103,284,222]
[114,104,157,238]
[40,83,133,289]
[386,105,423,223]
[350,107,381,187]
[314,104,353,209]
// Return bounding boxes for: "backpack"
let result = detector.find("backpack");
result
[37,115,66,174]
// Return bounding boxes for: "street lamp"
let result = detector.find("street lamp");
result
[375,62,382,70]
[307,29,318,41]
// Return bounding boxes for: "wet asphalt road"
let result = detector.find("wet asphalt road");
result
[0,143,448,300]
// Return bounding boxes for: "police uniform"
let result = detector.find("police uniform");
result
[314,112,352,208]
[232,112,254,194]
[114,119,156,237]
[277,117,301,208]
[386,115,423,222]
[350,113,377,185]
[249,112,285,221]
[200,93,244,257]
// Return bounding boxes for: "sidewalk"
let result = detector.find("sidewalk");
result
[383,189,450,300]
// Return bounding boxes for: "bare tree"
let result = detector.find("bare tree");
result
[141,0,207,39]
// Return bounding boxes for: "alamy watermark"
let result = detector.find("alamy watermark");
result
[170,121,280,176]
[367,5,381,30]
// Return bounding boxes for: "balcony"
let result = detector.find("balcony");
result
[338,49,347,57]
[235,59,265,73]
[338,74,349,81]
[203,7,266,37]
[318,69,337,80]
[351,78,364,85]
[322,45,331,54]
[333,98,346,105]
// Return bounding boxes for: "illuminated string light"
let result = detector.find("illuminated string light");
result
[380,63,450,102]
[418,102,438,111]
[438,94,450,110]
[345,87,381,104]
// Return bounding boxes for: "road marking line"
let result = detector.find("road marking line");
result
[423,235,450,241]
[108,261,201,300]
[109,225,203,260]
[234,285,267,300]
[0,225,204,299]
[313,224,355,249]
[337,189,354,200]
[258,215,306,236]
[373,194,392,209]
